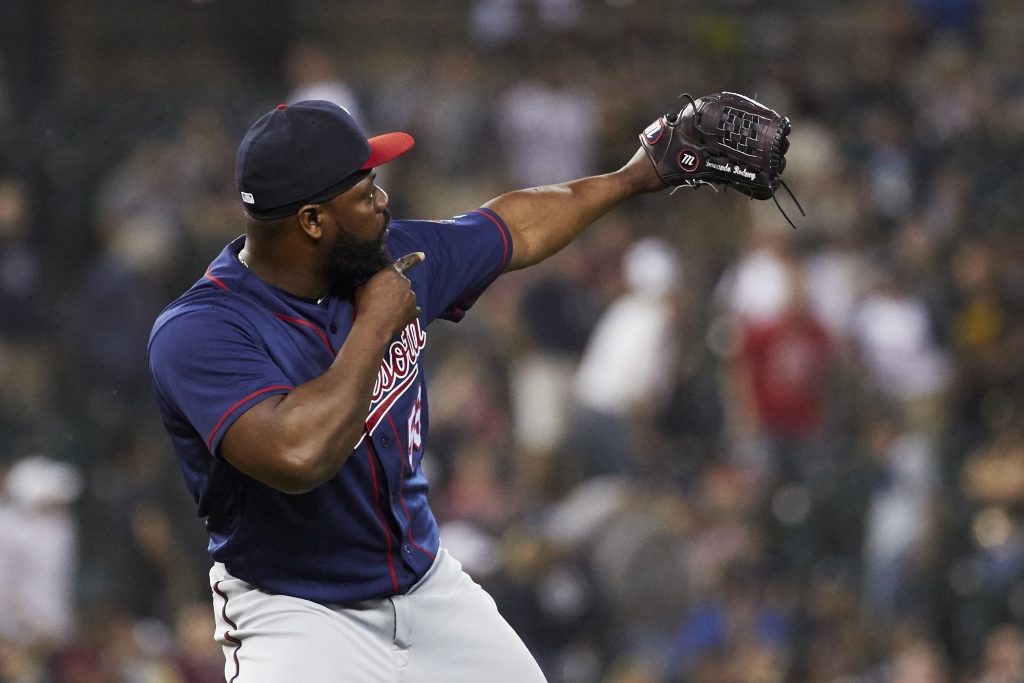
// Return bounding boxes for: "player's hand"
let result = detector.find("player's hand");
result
[354,252,425,336]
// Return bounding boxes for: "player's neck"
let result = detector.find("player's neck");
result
[239,242,329,301]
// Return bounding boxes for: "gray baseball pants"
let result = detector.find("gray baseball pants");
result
[210,549,546,682]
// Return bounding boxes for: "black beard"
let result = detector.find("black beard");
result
[326,210,392,301]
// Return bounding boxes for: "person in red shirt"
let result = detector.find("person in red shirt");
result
[731,262,835,486]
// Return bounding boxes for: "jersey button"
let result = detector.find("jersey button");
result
[330,323,337,334]
[380,436,389,448]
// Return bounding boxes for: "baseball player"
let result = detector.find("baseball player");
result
[148,96,792,681]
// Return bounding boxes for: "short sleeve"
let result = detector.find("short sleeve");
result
[387,208,513,323]
[148,308,294,456]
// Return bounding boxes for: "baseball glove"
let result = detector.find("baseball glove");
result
[640,91,804,227]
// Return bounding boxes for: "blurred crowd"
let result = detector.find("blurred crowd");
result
[3,0,1024,681]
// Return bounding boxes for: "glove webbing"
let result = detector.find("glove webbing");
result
[674,92,806,229]
[718,107,763,156]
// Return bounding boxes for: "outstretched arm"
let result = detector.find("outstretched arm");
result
[484,148,665,271]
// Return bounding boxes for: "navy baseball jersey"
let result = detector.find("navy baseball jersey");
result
[148,208,512,604]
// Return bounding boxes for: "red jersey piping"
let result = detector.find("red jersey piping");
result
[365,440,400,592]
[206,385,293,450]
[386,413,436,561]
[273,313,335,355]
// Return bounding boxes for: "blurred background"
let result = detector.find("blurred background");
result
[1,0,1024,681]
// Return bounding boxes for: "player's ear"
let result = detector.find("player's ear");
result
[297,205,323,239]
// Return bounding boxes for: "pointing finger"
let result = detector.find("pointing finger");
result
[390,252,426,275]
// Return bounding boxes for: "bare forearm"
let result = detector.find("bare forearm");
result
[484,148,664,270]
[484,174,629,270]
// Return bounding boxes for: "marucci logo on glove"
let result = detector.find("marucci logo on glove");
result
[643,120,665,145]
[678,149,700,172]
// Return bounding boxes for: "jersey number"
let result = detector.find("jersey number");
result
[406,387,422,468]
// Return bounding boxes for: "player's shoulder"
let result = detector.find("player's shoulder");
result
[149,282,258,355]
[152,238,268,338]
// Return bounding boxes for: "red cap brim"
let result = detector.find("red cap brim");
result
[361,132,415,169]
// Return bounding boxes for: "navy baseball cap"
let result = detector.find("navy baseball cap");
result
[236,100,414,220]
